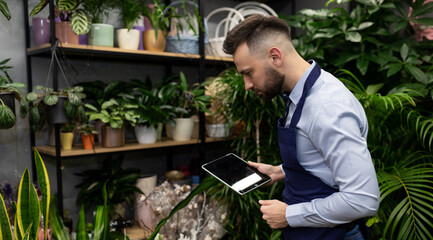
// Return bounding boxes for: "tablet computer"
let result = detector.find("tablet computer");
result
[202,153,271,195]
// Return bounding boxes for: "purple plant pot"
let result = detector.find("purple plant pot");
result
[79,34,88,45]
[32,18,50,46]
[132,26,145,50]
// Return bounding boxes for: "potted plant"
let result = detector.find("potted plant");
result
[25,85,87,131]
[117,0,141,50]
[82,0,117,47]
[60,123,75,150]
[139,0,201,52]
[166,72,212,141]
[85,98,136,148]
[75,154,143,219]
[121,82,186,144]
[77,123,98,150]
[0,59,27,129]
[30,0,91,44]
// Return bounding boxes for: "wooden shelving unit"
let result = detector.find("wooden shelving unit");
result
[27,43,233,64]
[35,137,228,157]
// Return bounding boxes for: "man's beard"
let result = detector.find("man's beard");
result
[255,66,285,100]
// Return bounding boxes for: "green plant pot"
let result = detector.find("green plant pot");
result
[0,92,15,116]
[46,96,69,125]
[89,24,114,47]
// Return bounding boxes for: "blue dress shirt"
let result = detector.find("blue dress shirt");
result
[282,61,380,227]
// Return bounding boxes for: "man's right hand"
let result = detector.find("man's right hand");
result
[248,161,285,185]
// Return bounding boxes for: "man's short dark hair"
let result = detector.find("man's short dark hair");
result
[223,14,291,55]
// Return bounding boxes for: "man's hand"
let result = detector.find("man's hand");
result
[248,161,285,185]
[259,199,289,229]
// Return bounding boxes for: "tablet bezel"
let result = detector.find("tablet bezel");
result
[202,153,271,195]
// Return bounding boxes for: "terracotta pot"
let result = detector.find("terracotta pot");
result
[60,132,74,150]
[142,30,165,51]
[81,133,95,150]
[55,21,79,45]
[101,125,125,148]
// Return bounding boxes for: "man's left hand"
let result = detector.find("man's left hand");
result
[259,199,289,229]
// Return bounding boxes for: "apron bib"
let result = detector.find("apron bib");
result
[278,63,346,240]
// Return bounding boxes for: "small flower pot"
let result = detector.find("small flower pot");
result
[55,21,79,45]
[32,17,50,46]
[81,133,95,150]
[167,118,194,141]
[101,125,124,148]
[117,28,140,50]
[60,132,74,150]
[89,23,114,47]
[135,125,157,144]
[142,30,165,52]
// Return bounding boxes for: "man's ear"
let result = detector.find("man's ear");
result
[268,47,283,67]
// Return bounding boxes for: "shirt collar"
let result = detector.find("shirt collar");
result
[289,60,316,105]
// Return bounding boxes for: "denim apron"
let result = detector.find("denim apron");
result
[278,63,346,240]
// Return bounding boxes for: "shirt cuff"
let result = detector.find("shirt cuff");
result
[285,202,313,227]
[280,164,286,176]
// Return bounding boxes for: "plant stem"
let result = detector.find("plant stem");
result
[0,98,4,106]
[255,119,261,163]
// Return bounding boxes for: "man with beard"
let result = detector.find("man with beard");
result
[222,15,380,240]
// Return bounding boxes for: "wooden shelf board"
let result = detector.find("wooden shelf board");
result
[34,137,228,157]
[27,43,233,63]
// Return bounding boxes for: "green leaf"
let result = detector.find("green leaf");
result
[76,206,89,240]
[405,65,427,84]
[366,83,384,95]
[393,21,408,33]
[0,104,15,129]
[34,149,50,240]
[16,169,40,240]
[410,2,433,17]
[49,198,70,240]
[68,92,81,106]
[410,17,433,26]
[30,0,47,17]
[43,95,58,106]
[357,21,374,30]
[29,106,40,123]
[387,63,403,77]
[26,92,38,102]
[356,56,369,75]
[71,9,90,35]
[400,44,409,61]
[345,31,361,42]
[0,193,13,240]
[0,0,11,20]
[57,0,78,11]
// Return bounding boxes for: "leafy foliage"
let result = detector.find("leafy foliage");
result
[25,85,87,131]
[74,154,143,219]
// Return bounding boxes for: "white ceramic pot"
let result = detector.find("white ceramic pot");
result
[206,123,232,138]
[169,118,194,141]
[116,28,140,50]
[135,125,157,144]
